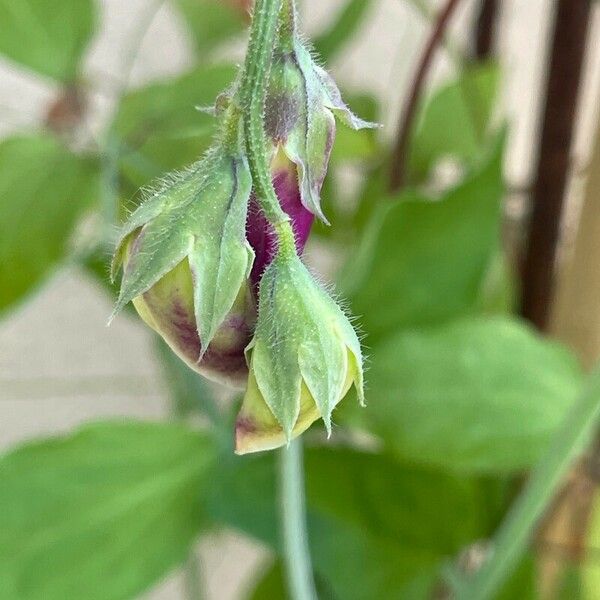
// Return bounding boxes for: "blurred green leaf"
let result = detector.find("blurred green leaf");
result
[253,535,539,600]
[209,448,492,599]
[349,162,386,234]
[175,0,244,56]
[331,92,380,163]
[343,93,379,124]
[494,556,537,600]
[113,64,236,189]
[0,134,98,315]
[348,138,504,339]
[351,316,582,473]
[331,125,379,163]
[409,62,501,183]
[555,568,584,600]
[0,421,214,600]
[249,562,288,600]
[313,0,373,63]
[0,0,96,81]
[475,252,518,316]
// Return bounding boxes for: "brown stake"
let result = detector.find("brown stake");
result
[472,0,499,60]
[388,0,462,193]
[519,0,592,330]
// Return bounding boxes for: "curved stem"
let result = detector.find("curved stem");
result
[239,0,289,226]
[279,440,318,600]
[388,0,462,192]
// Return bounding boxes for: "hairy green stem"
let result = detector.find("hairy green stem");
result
[280,440,319,600]
[239,4,316,595]
[239,0,289,226]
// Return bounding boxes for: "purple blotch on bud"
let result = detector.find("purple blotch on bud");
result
[246,155,314,287]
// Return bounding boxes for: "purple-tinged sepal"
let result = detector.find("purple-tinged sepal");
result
[235,235,364,454]
[131,250,254,388]
[263,4,379,223]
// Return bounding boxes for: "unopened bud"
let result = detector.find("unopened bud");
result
[235,239,364,454]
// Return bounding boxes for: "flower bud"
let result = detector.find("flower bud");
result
[124,235,254,388]
[264,5,379,222]
[235,239,365,454]
[111,144,255,388]
[246,151,314,286]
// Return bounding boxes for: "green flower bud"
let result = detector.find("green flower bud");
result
[235,232,364,454]
[111,142,254,387]
[264,5,379,223]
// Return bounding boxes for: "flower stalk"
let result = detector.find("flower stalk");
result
[280,439,318,600]
[239,4,318,599]
[239,0,289,227]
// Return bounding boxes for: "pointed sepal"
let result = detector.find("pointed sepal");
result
[235,248,364,454]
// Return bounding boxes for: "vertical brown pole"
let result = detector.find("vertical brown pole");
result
[519,0,592,330]
[473,0,499,59]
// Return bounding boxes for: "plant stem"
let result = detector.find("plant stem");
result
[404,0,463,64]
[238,6,316,594]
[471,0,498,60]
[239,0,289,226]
[279,440,318,600]
[519,0,592,330]
[449,367,600,600]
[388,0,462,192]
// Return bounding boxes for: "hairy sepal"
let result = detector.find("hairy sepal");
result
[237,251,364,452]
[111,150,253,353]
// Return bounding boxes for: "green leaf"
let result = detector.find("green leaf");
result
[0,134,98,315]
[174,0,244,56]
[489,556,537,600]
[249,562,288,600]
[208,448,492,599]
[0,0,96,81]
[331,124,379,163]
[351,316,583,473]
[475,252,518,316]
[408,62,501,183]
[313,0,374,63]
[113,64,236,189]
[450,366,600,599]
[348,138,504,339]
[0,421,214,600]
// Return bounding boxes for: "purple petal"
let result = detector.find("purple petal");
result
[246,165,314,287]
